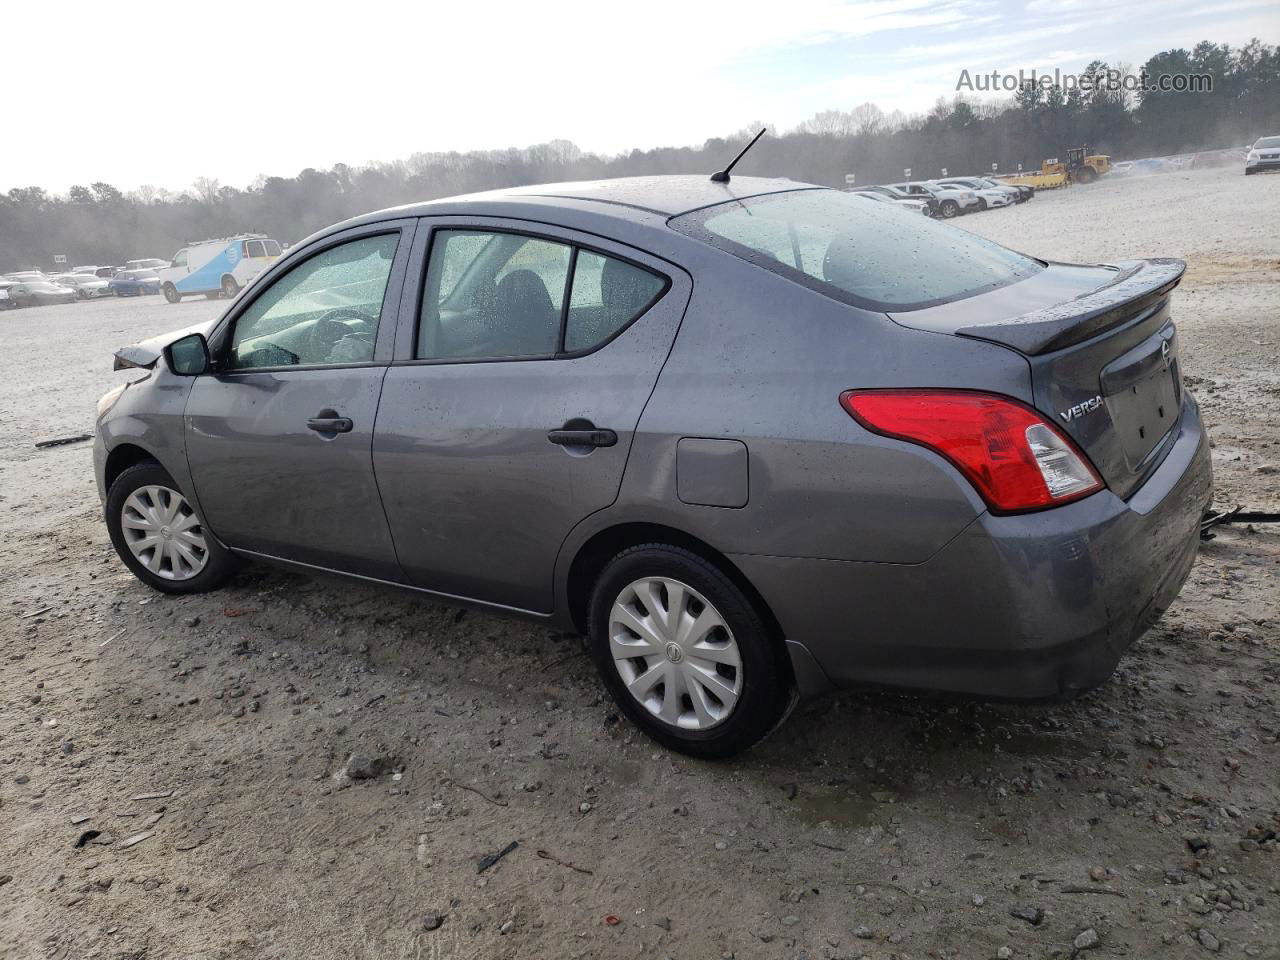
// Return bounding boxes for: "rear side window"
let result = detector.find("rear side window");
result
[247,240,267,258]
[566,252,666,352]
[671,189,1042,311]
[418,230,666,361]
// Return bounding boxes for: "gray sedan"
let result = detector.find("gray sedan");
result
[7,279,78,307]
[94,176,1211,757]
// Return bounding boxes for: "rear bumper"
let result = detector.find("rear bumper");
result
[735,395,1212,700]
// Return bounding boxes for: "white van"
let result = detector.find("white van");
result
[159,234,282,303]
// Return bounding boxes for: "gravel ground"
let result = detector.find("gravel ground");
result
[1,164,1277,960]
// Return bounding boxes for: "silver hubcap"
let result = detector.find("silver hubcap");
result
[609,577,742,730]
[121,485,209,581]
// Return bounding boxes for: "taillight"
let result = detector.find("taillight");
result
[839,389,1103,513]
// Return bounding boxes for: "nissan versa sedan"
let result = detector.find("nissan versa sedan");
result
[94,176,1212,757]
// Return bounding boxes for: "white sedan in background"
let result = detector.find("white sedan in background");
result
[52,273,114,299]
[890,181,981,218]
[932,178,1016,211]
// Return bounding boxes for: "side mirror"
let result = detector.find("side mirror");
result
[165,333,210,376]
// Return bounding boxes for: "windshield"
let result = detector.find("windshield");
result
[670,189,1043,311]
[1255,137,1280,149]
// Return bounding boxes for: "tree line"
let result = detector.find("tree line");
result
[2,37,1276,272]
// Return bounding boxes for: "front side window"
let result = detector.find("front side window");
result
[671,189,1043,311]
[247,240,267,258]
[172,250,188,268]
[417,230,666,361]
[229,233,399,370]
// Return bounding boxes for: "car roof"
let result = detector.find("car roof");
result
[351,174,814,224]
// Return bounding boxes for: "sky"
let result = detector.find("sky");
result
[2,0,1274,194]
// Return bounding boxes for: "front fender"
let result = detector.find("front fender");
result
[95,369,201,518]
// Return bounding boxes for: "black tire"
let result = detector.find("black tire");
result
[1245,168,1255,176]
[1074,166,1097,184]
[976,198,988,212]
[220,275,239,298]
[587,544,792,759]
[163,283,181,304]
[940,199,959,219]
[105,462,238,595]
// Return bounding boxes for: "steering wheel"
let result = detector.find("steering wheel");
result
[307,308,376,362]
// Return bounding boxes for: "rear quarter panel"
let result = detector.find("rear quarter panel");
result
[564,244,1036,566]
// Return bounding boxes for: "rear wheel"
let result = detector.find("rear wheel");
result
[1074,166,1097,184]
[220,275,239,298]
[105,462,237,595]
[163,283,181,304]
[939,199,959,218]
[587,544,791,758]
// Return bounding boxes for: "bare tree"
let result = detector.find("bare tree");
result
[851,103,886,137]
[192,177,221,204]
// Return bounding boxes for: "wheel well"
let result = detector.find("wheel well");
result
[104,443,159,491]
[565,522,787,649]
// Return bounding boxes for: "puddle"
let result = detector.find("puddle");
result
[788,785,911,830]
[912,721,1096,762]
[988,729,1095,760]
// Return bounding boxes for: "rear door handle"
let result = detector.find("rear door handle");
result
[548,428,617,448]
[307,416,353,434]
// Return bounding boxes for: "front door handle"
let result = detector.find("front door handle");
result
[548,427,617,448]
[307,415,353,434]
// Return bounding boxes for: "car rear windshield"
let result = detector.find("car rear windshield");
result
[670,189,1042,311]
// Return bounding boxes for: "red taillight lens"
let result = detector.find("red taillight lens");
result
[839,389,1103,513]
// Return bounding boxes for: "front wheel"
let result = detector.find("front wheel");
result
[163,283,181,304]
[105,462,238,594]
[976,198,988,212]
[939,199,959,218]
[220,275,239,298]
[587,544,792,758]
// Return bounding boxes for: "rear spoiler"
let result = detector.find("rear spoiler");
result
[956,258,1186,355]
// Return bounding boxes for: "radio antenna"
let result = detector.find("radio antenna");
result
[711,128,767,183]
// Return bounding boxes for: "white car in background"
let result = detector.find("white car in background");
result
[1245,135,1280,175]
[890,181,980,219]
[124,258,171,272]
[52,272,114,299]
[852,185,931,215]
[933,178,1016,211]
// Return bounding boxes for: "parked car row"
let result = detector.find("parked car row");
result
[1,238,285,310]
[852,175,1033,219]
[0,266,167,307]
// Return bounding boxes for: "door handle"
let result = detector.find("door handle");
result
[307,416,353,434]
[548,427,617,448]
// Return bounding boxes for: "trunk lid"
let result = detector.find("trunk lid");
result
[888,258,1187,499]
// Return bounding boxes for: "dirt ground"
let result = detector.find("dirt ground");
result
[2,165,1278,960]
